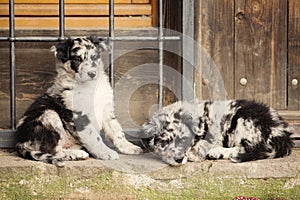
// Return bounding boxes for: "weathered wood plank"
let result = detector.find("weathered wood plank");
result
[195,0,235,100]
[0,4,152,16]
[0,16,152,29]
[235,0,269,103]
[151,0,158,26]
[0,46,56,129]
[268,0,288,109]
[131,0,149,3]
[0,45,10,129]
[0,28,158,39]
[162,1,182,104]
[288,0,300,110]
[0,0,131,4]
[234,0,287,109]
[113,47,159,129]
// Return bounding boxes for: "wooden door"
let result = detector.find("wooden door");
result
[234,0,287,110]
[288,0,300,111]
[195,0,299,115]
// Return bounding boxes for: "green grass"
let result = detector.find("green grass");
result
[133,176,300,200]
[0,171,134,200]
[1,169,299,200]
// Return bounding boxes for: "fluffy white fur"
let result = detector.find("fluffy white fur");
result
[15,37,142,167]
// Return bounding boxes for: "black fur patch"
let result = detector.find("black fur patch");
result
[15,94,74,153]
[55,39,74,63]
[73,111,91,132]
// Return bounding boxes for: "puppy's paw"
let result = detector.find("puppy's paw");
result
[206,147,239,160]
[206,148,224,160]
[74,150,89,160]
[115,140,143,155]
[93,147,119,160]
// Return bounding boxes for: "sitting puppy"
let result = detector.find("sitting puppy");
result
[15,37,142,167]
[142,100,294,166]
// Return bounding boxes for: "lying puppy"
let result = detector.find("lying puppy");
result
[142,100,294,166]
[15,37,142,167]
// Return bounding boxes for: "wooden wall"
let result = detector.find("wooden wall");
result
[0,28,181,130]
[195,0,300,115]
[0,0,299,132]
[0,0,154,29]
[0,0,181,132]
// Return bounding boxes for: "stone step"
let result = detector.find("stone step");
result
[0,149,299,199]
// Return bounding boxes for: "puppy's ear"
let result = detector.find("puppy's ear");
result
[89,36,111,53]
[140,115,166,150]
[140,136,155,151]
[141,119,160,138]
[51,38,74,63]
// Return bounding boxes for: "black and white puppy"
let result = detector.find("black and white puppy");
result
[15,37,142,167]
[142,100,294,166]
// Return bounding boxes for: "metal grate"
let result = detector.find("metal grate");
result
[0,0,194,147]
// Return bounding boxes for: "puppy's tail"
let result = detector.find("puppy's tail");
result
[15,143,65,167]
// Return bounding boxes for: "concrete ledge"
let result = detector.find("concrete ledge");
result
[1,149,300,199]
[1,149,299,178]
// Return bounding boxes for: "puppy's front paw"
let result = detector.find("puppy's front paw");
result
[115,140,143,155]
[206,148,224,160]
[91,146,119,160]
[74,150,89,160]
[101,149,119,160]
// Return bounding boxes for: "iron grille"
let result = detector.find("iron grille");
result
[0,0,195,147]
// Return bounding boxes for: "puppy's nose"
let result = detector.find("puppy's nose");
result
[175,157,184,163]
[88,71,97,78]
[175,156,188,164]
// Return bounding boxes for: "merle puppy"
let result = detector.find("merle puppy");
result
[15,37,142,167]
[142,100,294,166]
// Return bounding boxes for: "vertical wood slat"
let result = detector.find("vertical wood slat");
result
[269,0,287,109]
[234,0,287,109]
[288,0,300,110]
[151,0,158,26]
[195,0,234,100]
[234,0,270,103]
[162,0,182,105]
[182,0,194,101]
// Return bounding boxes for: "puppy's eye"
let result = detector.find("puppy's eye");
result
[173,120,180,124]
[161,140,169,148]
[70,56,82,72]
[166,128,174,132]
[73,56,82,62]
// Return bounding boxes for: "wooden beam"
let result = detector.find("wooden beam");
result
[0,4,152,16]
[0,0,131,4]
[132,0,149,3]
[0,16,152,29]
